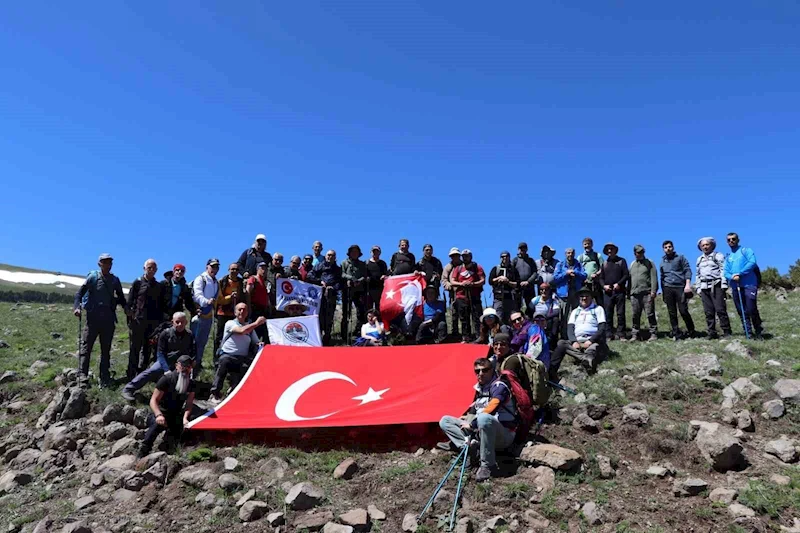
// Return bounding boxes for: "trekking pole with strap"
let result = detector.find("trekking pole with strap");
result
[419,443,469,521]
[448,436,472,531]
[732,281,750,339]
[77,311,82,356]
[548,380,577,395]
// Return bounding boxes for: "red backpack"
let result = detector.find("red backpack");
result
[500,370,536,444]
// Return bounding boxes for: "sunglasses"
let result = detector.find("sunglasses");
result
[474,367,493,375]
[230,268,239,271]
[511,317,524,323]
[534,317,546,322]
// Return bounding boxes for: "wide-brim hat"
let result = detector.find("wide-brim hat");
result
[577,286,594,298]
[697,237,716,252]
[603,242,619,255]
[480,308,499,322]
[98,253,113,262]
[347,244,362,257]
[284,300,307,312]
[448,247,460,257]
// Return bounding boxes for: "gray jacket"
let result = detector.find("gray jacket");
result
[660,254,692,289]
[695,252,727,290]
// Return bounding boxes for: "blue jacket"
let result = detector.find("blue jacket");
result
[724,246,758,287]
[308,260,342,291]
[553,259,586,298]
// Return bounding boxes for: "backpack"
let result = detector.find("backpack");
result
[498,370,535,444]
[501,353,551,408]
[81,270,116,310]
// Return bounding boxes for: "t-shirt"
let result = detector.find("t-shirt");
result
[361,322,385,340]
[220,319,259,357]
[247,276,269,309]
[366,259,388,290]
[452,263,485,299]
[568,303,606,341]
[422,300,445,321]
[155,371,195,413]
[531,296,561,319]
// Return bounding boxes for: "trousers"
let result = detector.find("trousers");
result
[699,284,731,336]
[602,292,626,338]
[78,310,116,384]
[439,413,515,468]
[662,286,695,336]
[630,293,658,338]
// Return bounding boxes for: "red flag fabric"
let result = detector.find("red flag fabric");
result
[379,273,426,330]
[187,343,487,430]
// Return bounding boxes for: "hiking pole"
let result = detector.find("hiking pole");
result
[77,311,82,356]
[532,410,546,440]
[419,444,468,521]
[732,282,750,339]
[547,381,577,395]
[448,436,472,531]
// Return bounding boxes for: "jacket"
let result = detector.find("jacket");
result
[192,272,219,318]
[417,256,444,288]
[513,255,537,285]
[156,327,195,368]
[723,246,758,287]
[629,258,658,295]
[489,264,521,298]
[660,253,692,289]
[74,271,127,320]
[237,247,270,278]
[161,278,197,318]
[341,258,369,292]
[532,258,559,285]
[552,259,587,298]
[390,251,416,275]
[127,276,165,322]
[696,252,727,290]
[216,275,243,317]
[599,256,629,292]
[308,261,342,291]
[266,263,286,294]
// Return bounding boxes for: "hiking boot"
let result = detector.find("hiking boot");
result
[646,335,657,342]
[707,331,719,340]
[465,440,480,469]
[121,389,136,402]
[436,441,456,452]
[475,464,499,482]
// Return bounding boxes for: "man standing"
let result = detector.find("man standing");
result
[628,245,659,341]
[299,255,314,281]
[245,262,270,341]
[311,241,324,267]
[513,242,537,314]
[122,312,194,401]
[534,246,559,293]
[191,259,220,376]
[285,256,303,280]
[441,247,463,338]
[137,355,195,457]
[213,263,243,362]
[127,259,165,380]
[553,248,587,337]
[489,251,521,323]
[161,264,196,319]
[549,287,608,379]
[210,303,265,403]
[266,253,287,308]
[236,234,269,279]
[308,250,342,346]
[341,245,369,341]
[73,253,128,388]
[417,244,444,291]
[660,240,696,340]
[695,237,732,339]
[577,238,604,304]
[599,243,629,341]
[365,245,388,311]
[723,233,764,339]
[390,239,416,275]
[451,249,486,343]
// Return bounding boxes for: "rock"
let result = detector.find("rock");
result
[766,359,782,367]
[323,524,353,533]
[672,478,708,497]
[258,456,289,483]
[112,488,138,502]
[724,340,753,358]
[61,523,92,533]
[774,379,800,404]
[762,399,785,419]
[111,437,138,457]
[0,340,10,350]
[729,503,756,518]
[770,474,791,486]
[28,360,50,376]
[402,513,418,532]
[223,457,239,472]
[32,517,53,533]
[195,491,216,508]
[0,471,33,495]
[676,353,722,378]
[693,422,745,472]
[729,378,763,400]
[339,509,368,530]
[765,436,798,463]
[523,510,550,530]
[595,454,615,479]
[573,392,586,404]
[236,488,255,507]
[122,471,145,491]
[11,448,43,468]
[218,473,244,491]
[61,387,89,419]
[585,403,608,420]
[736,410,755,432]
[646,462,676,478]
[640,381,659,391]
[239,500,268,522]
[285,481,325,510]
[581,502,602,525]
[701,375,725,389]
[102,422,130,441]
[709,487,737,504]
[294,510,334,531]
[178,465,216,489]
[637,367,661,379]
[622,403,650,426]
[0,371,17,384]
[572,413,599,433]
[367,504,386,521]
[267,512,286,526]
[137,451,166,469]
[455,516,474,533]
[519,444,582,472]
[43,424,77,451]
[485,516,506,530]
[74,495,96,510]
[90,473,104,487]
[102,404,135,424]
[333,458,359,480]
[524,466,556,503]
[780,518,800,533]
[131,408,149,429]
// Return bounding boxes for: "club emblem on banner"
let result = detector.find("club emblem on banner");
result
[283,321,310,343]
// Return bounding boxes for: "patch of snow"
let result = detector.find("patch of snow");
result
[0,269,129,294]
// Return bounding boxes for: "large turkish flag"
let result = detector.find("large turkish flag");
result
[187,343,486,430]
[379,273,427,330]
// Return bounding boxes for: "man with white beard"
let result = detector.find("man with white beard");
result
[138,355,196,457]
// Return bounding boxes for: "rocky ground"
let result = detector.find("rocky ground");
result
[0,290,799,533]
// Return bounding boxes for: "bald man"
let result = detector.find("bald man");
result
[127,259,166,380]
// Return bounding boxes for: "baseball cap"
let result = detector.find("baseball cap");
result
[255,234,267,242]
[448,247,460,256]
[461,249,472,256]
[518,242,528,249]
[98,253,113,261]
[633,244,645,253]
[257,261,267,268]
[207,258,220,266]
[371,245,381,252]
[500,250,511,257]
[176,355,194,366]
[173,263,186,271]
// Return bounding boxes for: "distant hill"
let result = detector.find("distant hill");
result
[0,263,130,303]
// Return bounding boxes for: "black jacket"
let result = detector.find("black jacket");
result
[161,278,196,318]
[237,247,270,278]
[390,251,416,275]
[489,264,520,298]
[156,327,195,368]
[599,256,630,292]
[127,276,165,322]
[417,256,444,288]
[308,261,342,291]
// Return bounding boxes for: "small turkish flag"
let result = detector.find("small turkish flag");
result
[187,343,487,430]
[379,273,426,330]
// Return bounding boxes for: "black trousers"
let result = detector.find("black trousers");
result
[662,286,695,336]
[140,411,183,456]
[415,319,448,344]
[211,355,249,395]
[455,296,482,340]
[700,284,731,336]
[341,290,368,342]
[492,295,517,324]
[78,310,116,384]
[213,315,234,365]
[320,290,338,345]
[602,292,626,338]
[128,319,159,380]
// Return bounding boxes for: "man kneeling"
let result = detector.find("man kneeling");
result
[138,355,195,457]
[439,357,517,482]
[550,287,608,379]
[210,303,265,404]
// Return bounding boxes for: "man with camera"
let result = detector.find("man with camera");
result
[489,251,521,324]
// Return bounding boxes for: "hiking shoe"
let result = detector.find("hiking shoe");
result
[121,389,136,402]
[208,396,222,407]
[475,466,492,482]
[436,441,456,452]
[465,440,480,469]
[646,335,657,343]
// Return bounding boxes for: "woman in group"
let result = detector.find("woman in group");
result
[475,308,511,352]
[353,309,385,346]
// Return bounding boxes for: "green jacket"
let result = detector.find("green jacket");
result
[341,258,369,292]
[629,258,658,295]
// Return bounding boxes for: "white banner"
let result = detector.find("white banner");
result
[267,315,322,347]
[275,279,322,316]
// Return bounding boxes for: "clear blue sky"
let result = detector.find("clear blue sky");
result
[1,2,798,281]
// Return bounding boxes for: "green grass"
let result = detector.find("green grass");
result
[380,460,425,481]
[275,448,353,476]
[503,481,530,499]
[186,447,216,463]
[737,474,800,518]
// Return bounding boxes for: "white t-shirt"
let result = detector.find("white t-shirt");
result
[568,304,606,341]
[361,322,384,339]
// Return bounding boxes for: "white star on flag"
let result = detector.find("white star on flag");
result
[351,387,390,405]
[385,290,396,300]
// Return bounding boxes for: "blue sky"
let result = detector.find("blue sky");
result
[1,2,798,281]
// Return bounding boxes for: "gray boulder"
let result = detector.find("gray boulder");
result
[294,510,335,531]
[773,379,800,404]
[402,513,418,532]
[595,454,615,479]
[285,481,325,510]
[61,522,92,533]
[675,353,722,378]
[323,524,354,533]
[103,422,130,441]
[765,436,798,463]
[61,387,90,419]
[43,424,77,451]
[672,478,708,497]
[218,473,244,491]
[724,340,753,359]
[622,403,650,426]
[693,422,745,472]
[177,465,216,489]
[762,399,785,419]
[581,501,602,525]
[102,404,136,424]
[0,470,33,495]
[111,437,138,457]
[572,413,599,433]
[339,508,369,530]
[333,458,359,480]
[519,444,582,472]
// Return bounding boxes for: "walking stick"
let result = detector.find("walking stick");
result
[732,282,750,339]
[419,442,469,521]
[448,437,472,531]
[548,380,577,395]
[77,311,82,356]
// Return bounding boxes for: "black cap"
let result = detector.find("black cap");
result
[493,333,511,344]
[176,355,194,366]
[577,286,593,297]
[518,242,528,249]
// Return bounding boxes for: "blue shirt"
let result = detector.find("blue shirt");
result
[422,300,445,321]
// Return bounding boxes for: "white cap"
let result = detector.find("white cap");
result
[448,247,460,256]
[255,234,267,242]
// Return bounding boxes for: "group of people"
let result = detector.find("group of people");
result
[71,232,764,459]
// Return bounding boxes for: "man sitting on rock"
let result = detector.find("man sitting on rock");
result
[122,312,195,402]
[209,303,265,405]
[138,355,196,457]
[438,356,517,482]
[549,287,608,379]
